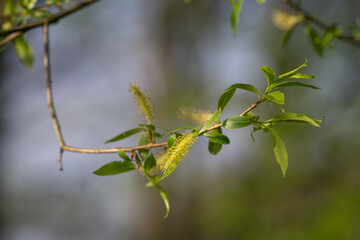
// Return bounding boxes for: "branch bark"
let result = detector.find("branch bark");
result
[0,0,100,47]
[281,0,360,49]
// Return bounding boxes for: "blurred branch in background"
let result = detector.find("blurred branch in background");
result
[281,0,360,49]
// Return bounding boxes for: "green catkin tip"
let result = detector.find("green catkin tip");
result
[129,83,155,124]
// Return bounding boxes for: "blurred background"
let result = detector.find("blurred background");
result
[1,0,360,239]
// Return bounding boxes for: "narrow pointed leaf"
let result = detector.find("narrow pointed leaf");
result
[13,34,34,70]
[152,181,170,218]
[138,131,151,160]
[224,83,260,97]
[118,149,131,161]
[270,81,319,90]
[288,73,315,79]
[266,113,320,127]
[200,109,221,133]
[260,66,275,84]
[223,116,251,129]
[276,59,308,81]
[105,127,145,143]
[217,89,236,111]
[265,127,288,177]
[93,161,136,176]
[282,24,298,47]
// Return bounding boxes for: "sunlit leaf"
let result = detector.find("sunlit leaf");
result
[264,91,284,105]
[224,83,260,97]
[217,89,236,111]
[13,34,34,70]
[118,149,131,161]
[223,116,251,129]
[199,109,221,133]
[93,161,136,176]
[276,59,308,81]
[105,127,145,143]
[265,126,288,177]
[265,112,320,127]
[260,66,275,84]
[270,81,319,90]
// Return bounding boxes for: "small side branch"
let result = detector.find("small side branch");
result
[0,0,100,43]
[281,0,360,49]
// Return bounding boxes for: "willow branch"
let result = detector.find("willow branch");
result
[281,0,360,49]
[0,0,100,40]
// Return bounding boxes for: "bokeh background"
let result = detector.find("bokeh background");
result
[1,0,360,239]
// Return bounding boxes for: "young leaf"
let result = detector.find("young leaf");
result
[13,34,34,70]
[265,126,288,177]
[224,83,260,97]
[204,131,230,144]
[138,131,151,160]
[305,25,324,56]
[260,66,275,84]
[151,180,170,218]
[264,91,285,105]
[270,81,319,90]
[217,89,236,111]
[105,127,145,143]
[276,59,308,81]
[282,23,298,47]
[118,149,131,161]
[199,109,221,133]
[167,133,181,148]
[208,128,223,155]
[144,153,157,171]
[93,161,136,176]
[265,112,320,127]
[230,0,244,36]
[288,73,315,79]
[223,116,251,129]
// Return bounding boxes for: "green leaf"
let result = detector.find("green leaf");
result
[199,109,221,133]
[151,180,170,218]
[224,83,260,97]
[305,25,324,56]
[230,0,244,36]
[265,112,320,127]
[13,34,34,70]
[257,0,266,3]
[288,73,315,79]
[270,81,319,90]
[265,126,288,177]
[282,23,298,47]
[208,140,222,155]
[208,128,223,155]
[204,131,230,144]
[223,116,251,129]
[264,91,285,105]
[260,66,275,84]
[167,133,181,148]
[144,153,156,171]
[138,131,151,160]
[23,0,38,9]
[217,89,235,111]
[276,59,308,81]
[93,161,136,176]
[118,149,131,161]
[31,9,53,20]
[162,126,196,136]
[105,127,145,143]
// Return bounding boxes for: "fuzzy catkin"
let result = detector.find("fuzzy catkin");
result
[129,83,155,124]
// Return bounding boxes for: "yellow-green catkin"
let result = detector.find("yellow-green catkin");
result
[160,131,198,172]
[178,107,214,125]
[271,9,302,30]
[129,83,155,124]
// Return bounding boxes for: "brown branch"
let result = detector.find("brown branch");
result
[0,0,100,39]
[281,0,360,49]
[0,31,22,47]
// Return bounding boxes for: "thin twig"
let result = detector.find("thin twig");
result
[0,0,100,39]
[0,32,22,47]
[281,0,360,49]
